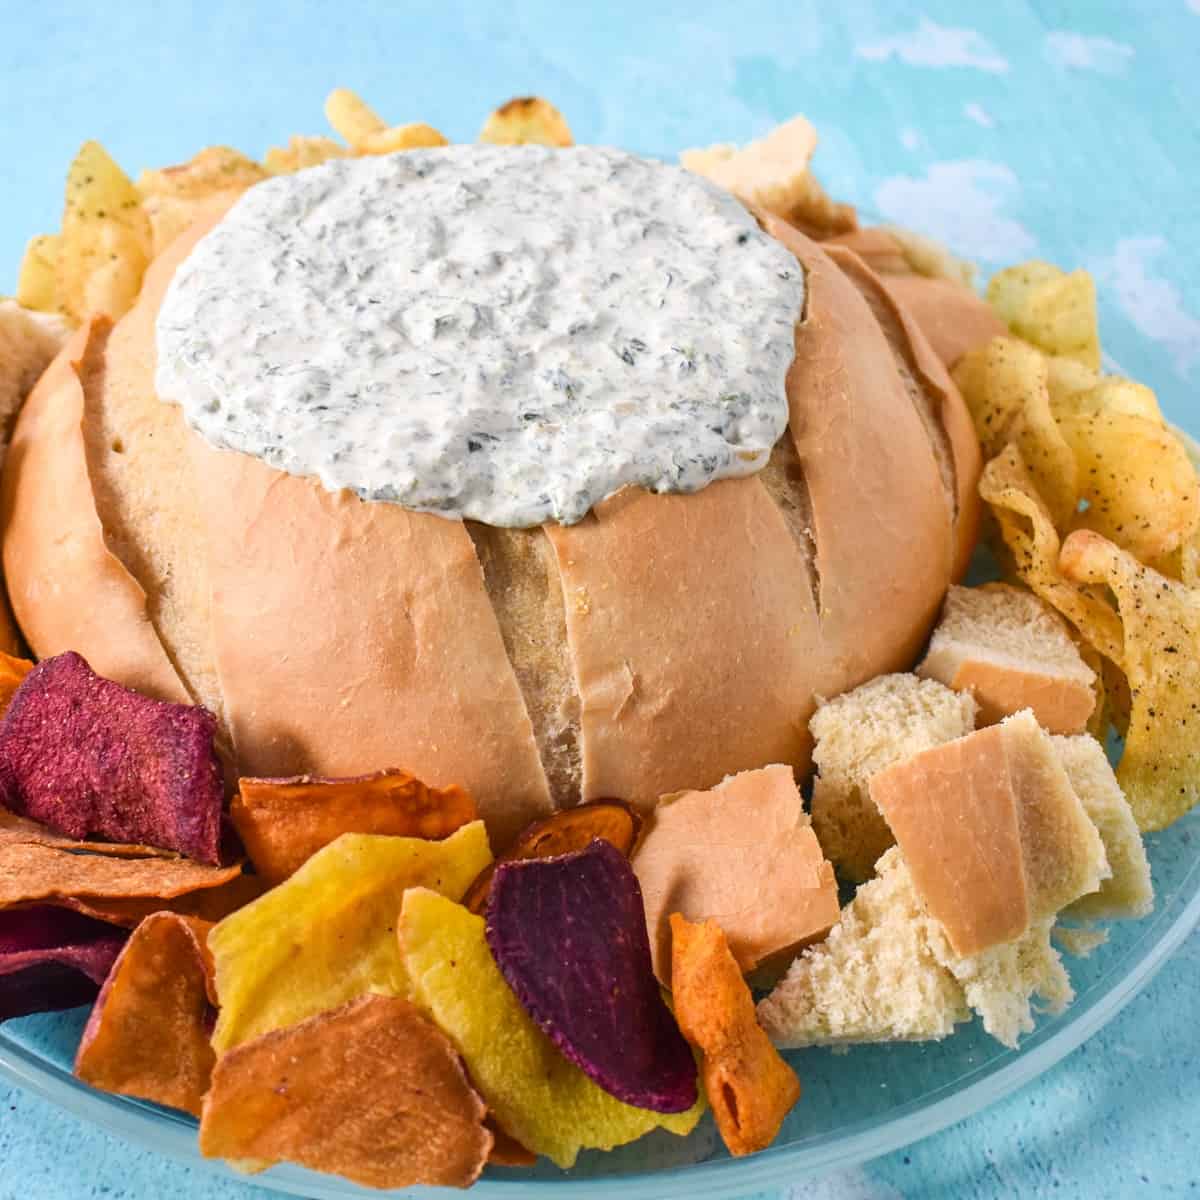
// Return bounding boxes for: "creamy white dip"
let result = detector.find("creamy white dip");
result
[156,146,805,527]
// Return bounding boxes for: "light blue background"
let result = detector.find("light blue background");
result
[1,2,1198,1197]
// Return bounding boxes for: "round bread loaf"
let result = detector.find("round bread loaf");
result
[0,204,980,843]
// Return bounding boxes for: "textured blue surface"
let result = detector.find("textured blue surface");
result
[1,2,1199,1197]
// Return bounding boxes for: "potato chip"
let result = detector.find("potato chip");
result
[400,887,704,1169]
[1060,530,1200,830]
[263,134,350,176]
[16,235,63,314]
[1044,354,1099,409]
[1057,407,1199,562]
[75,913,215,1115]
[461,799,641,915]
[0,842,243,908]
[0,808,178,859]
[232,769,478,885]
[136,147,267,256]
[208,822,490,1053]
[57,141,150,321]
[669,915,800,1157]
[0,651,33,716]
[324,88,387,149]
[486,840,697,1112]
[200,994,492,1189]
[480,97,573,147]
[1058,377,1162,424]
[954,337,1077,527]
[987,261,1100,369]
[1,906,126,1021]
[360,123,448,154]
[0,652,225,863]
[979,445,1124,664]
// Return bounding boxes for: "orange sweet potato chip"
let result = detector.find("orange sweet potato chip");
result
[199,994,492,1189]
[0,651,34,717]
[51,873,266,929]
[670,914,800,1157]
[75,913,216,1115]
[1,809,178,859]
[462,799,641,915]
[231,769,477,885]
[0,842,244,909]
[485,1117,537,1167]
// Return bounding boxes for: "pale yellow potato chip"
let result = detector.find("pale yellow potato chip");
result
[324,88,386,150]
[399,887,704,1170]
[208,822,491,1054]
[987,261,1100,369]
[57,141,151,321]
[979,445,1124,664]
[16,235,63,314]
[987,261,1065,326]
[264,135,351,175]
[1060,530,1200,830]
[1044,354,1099,408]
[1058,408,1199,562]
[1060,377,1162,424]
[479,97,573,147]
[360,123,448,154]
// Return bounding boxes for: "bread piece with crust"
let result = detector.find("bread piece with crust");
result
[1054,734,1153,921]
[918,584,1097,734]
[809,674,977,883]
[870,711,1109,957]
[757,847,1073,1050]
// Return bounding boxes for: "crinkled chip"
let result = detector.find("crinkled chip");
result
[462,799,641,915]
[479,97,573,147]
[1060,530,1200,830]
[987,261,1100,369]
[670,915,800,1157]
[401,887,705,1169]
[263,134,350,175]
[75,913,216,1115]
[0,652,224,863]
[485,840,696,1113]
[0,842,243,909]
[232,769,477,885]
[1,906,126,1021]
[209,822,490,1053]
[980,446,1124,663]
[323,88,448,155]
[199,994,492,1190]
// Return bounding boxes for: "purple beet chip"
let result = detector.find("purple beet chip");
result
[0,652,224,863]
[0,906,127,1022]
[485,838,697,1113]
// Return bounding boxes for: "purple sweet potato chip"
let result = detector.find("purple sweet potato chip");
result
[0,653,223,864]
[485,838,697,1113]
[0,906,127,1021]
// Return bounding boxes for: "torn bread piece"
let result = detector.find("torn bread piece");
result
[918,584,1097,734]
[757,847,1072,1050]
[632,765,839,982]
[680,115,856,236]
[870,710,1109,957]
[1053,734,1153,922]
[809,674,977,882]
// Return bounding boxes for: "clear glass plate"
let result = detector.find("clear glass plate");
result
[3,362,1199,1196]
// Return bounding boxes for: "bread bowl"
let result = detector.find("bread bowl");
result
[1,152,980,843]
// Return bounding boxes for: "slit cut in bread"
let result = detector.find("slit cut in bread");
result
[917,584,1098,734]
[870,710,1109,957]
[808,674,977,883]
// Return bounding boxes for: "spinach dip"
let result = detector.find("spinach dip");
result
[155,145,806,527]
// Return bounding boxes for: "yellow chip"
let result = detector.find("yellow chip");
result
[987,261,1100,369]
[324,88,386,150]
[1044,354,1099,409]
[953,336,1077,527]
[264,135,351,176]
[58,141,151,321]
[1060,530,1200,830]
[399,887,704,1169]
[16,235,63,314]
[479,97,574,147]
[208,822,491,1054]
[1057,407,1199,562]
[979,445,1124,663]
[360,123,449,154]
[1060,377,1162,424]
